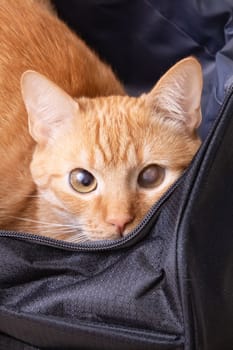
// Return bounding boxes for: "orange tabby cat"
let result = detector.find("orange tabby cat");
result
[0,1,202,242]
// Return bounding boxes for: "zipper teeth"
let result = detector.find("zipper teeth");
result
[2,85,233,252]
[0,175,183,252]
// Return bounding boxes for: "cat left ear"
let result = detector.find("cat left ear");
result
[21,71,78,145]
[147,57,203,134]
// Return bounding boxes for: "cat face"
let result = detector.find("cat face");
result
[21,57,202,242]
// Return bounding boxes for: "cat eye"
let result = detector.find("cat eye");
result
[138,164,165,188]
[69,168,97,193]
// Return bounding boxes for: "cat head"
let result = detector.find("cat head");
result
[21,57,202,242]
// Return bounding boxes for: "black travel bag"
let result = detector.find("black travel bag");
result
[1,1,233,349]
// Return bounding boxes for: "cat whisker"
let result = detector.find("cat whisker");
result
[46,230,89,242]
[7,215,104,233]
[21,194,44,199]
[7,216,83,228]
[6,215,107,242]
[6,215,102,235]
[38,227,99,237]
[63,234,88,243]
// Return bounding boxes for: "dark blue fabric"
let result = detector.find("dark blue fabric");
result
[53,0,233,139]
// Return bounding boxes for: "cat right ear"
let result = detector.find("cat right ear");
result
[21,71,78,145]
[146,57,203,134]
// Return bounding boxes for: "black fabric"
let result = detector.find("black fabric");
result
[179,88,233,349]
[0,184,186,349]
[2,2,233,349]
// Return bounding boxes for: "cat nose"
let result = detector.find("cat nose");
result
[106,214,134,236]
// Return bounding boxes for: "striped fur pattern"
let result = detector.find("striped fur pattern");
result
[0,1,202,242]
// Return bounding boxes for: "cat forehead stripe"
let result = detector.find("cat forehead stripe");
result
[79,97,143,166]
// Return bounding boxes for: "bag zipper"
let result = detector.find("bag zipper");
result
[0,174,184,251]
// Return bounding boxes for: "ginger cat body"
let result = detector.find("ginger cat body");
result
[0,1,202,242]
